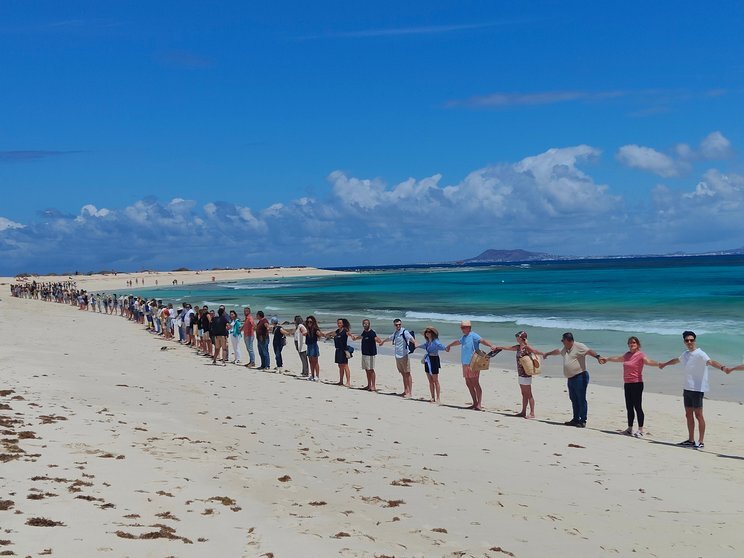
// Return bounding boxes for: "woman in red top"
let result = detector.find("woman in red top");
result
[602,336,660,437]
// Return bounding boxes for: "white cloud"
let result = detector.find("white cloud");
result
[616,145,683,177]
[647,168,744,248]
[447,90,627,108]
[621,131,734,177]
[75,204,111,222]
[0,217,24,231]
[682,169,744,203]
[2,146,744,274]
[699,131,732,160]
[674,143,694,159]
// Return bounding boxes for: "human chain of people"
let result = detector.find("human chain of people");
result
[11,280,743,452]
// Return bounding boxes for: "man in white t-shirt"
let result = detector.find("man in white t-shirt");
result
[660,331,726,450]
[379,319,415,397]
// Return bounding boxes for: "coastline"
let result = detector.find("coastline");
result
[2,295,744,556]
[0,266,347,293]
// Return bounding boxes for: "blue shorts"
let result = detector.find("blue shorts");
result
[306,342,320,357]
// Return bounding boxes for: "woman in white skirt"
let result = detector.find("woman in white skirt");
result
[495,331,543,418]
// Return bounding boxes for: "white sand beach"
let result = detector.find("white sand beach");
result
[2,292,744,557]
[1,266,346,294]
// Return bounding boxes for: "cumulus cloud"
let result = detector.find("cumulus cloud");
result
[0,217,25,231]
[76,204,111,222]
[619,131,733,177]
[2,145,743,274]
[646,168,744,249]
[699,131,732,160]
[616,145,684,177]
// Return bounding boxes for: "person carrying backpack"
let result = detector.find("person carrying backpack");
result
[379,319,416,398]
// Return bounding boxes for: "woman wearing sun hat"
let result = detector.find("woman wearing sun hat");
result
[414,326,446,403]
[494,331,543,418]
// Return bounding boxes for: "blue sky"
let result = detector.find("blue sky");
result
[1,1,743,273]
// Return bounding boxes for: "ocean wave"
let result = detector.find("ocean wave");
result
[402,310,742,336]
[223,283,291,290]
[405,311,512,324]
[515,317,744,336]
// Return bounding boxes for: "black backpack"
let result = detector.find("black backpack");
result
[397,329,416,354]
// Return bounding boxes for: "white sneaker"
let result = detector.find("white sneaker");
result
[632,430,643,438]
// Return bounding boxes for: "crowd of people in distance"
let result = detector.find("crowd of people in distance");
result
[11,280,744,451]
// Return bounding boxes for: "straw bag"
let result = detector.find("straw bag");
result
[469,349,491,372]
[519,354,541,376]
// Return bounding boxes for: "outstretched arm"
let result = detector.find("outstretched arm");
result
[445,339,462,352]
[707,359,727,373]
[494,344,520,352]
[659,357,680,370]
[543,348,561,359]
[723,363,744,373]
[586,347,602,362]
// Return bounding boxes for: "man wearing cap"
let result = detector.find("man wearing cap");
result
[544,332,602,427]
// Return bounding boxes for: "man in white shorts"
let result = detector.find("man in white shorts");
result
[353,319,382,392]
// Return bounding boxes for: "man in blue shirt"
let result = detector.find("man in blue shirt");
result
[446,321,496,411]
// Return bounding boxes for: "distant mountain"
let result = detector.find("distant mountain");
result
[459,249,556,263]
[458,247,744,264]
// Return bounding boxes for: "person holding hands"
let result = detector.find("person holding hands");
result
[659,331,727,449]
[543,332,602,428]
[493,330,543,418]
[599,336,660,437]
[445,321,496,411]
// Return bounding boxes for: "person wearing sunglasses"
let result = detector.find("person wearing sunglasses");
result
[659,331,727,450]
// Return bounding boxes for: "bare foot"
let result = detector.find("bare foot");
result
[514,411,526,418]
[527,414,535,419]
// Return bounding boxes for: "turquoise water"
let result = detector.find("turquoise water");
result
[136,256,744,371]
